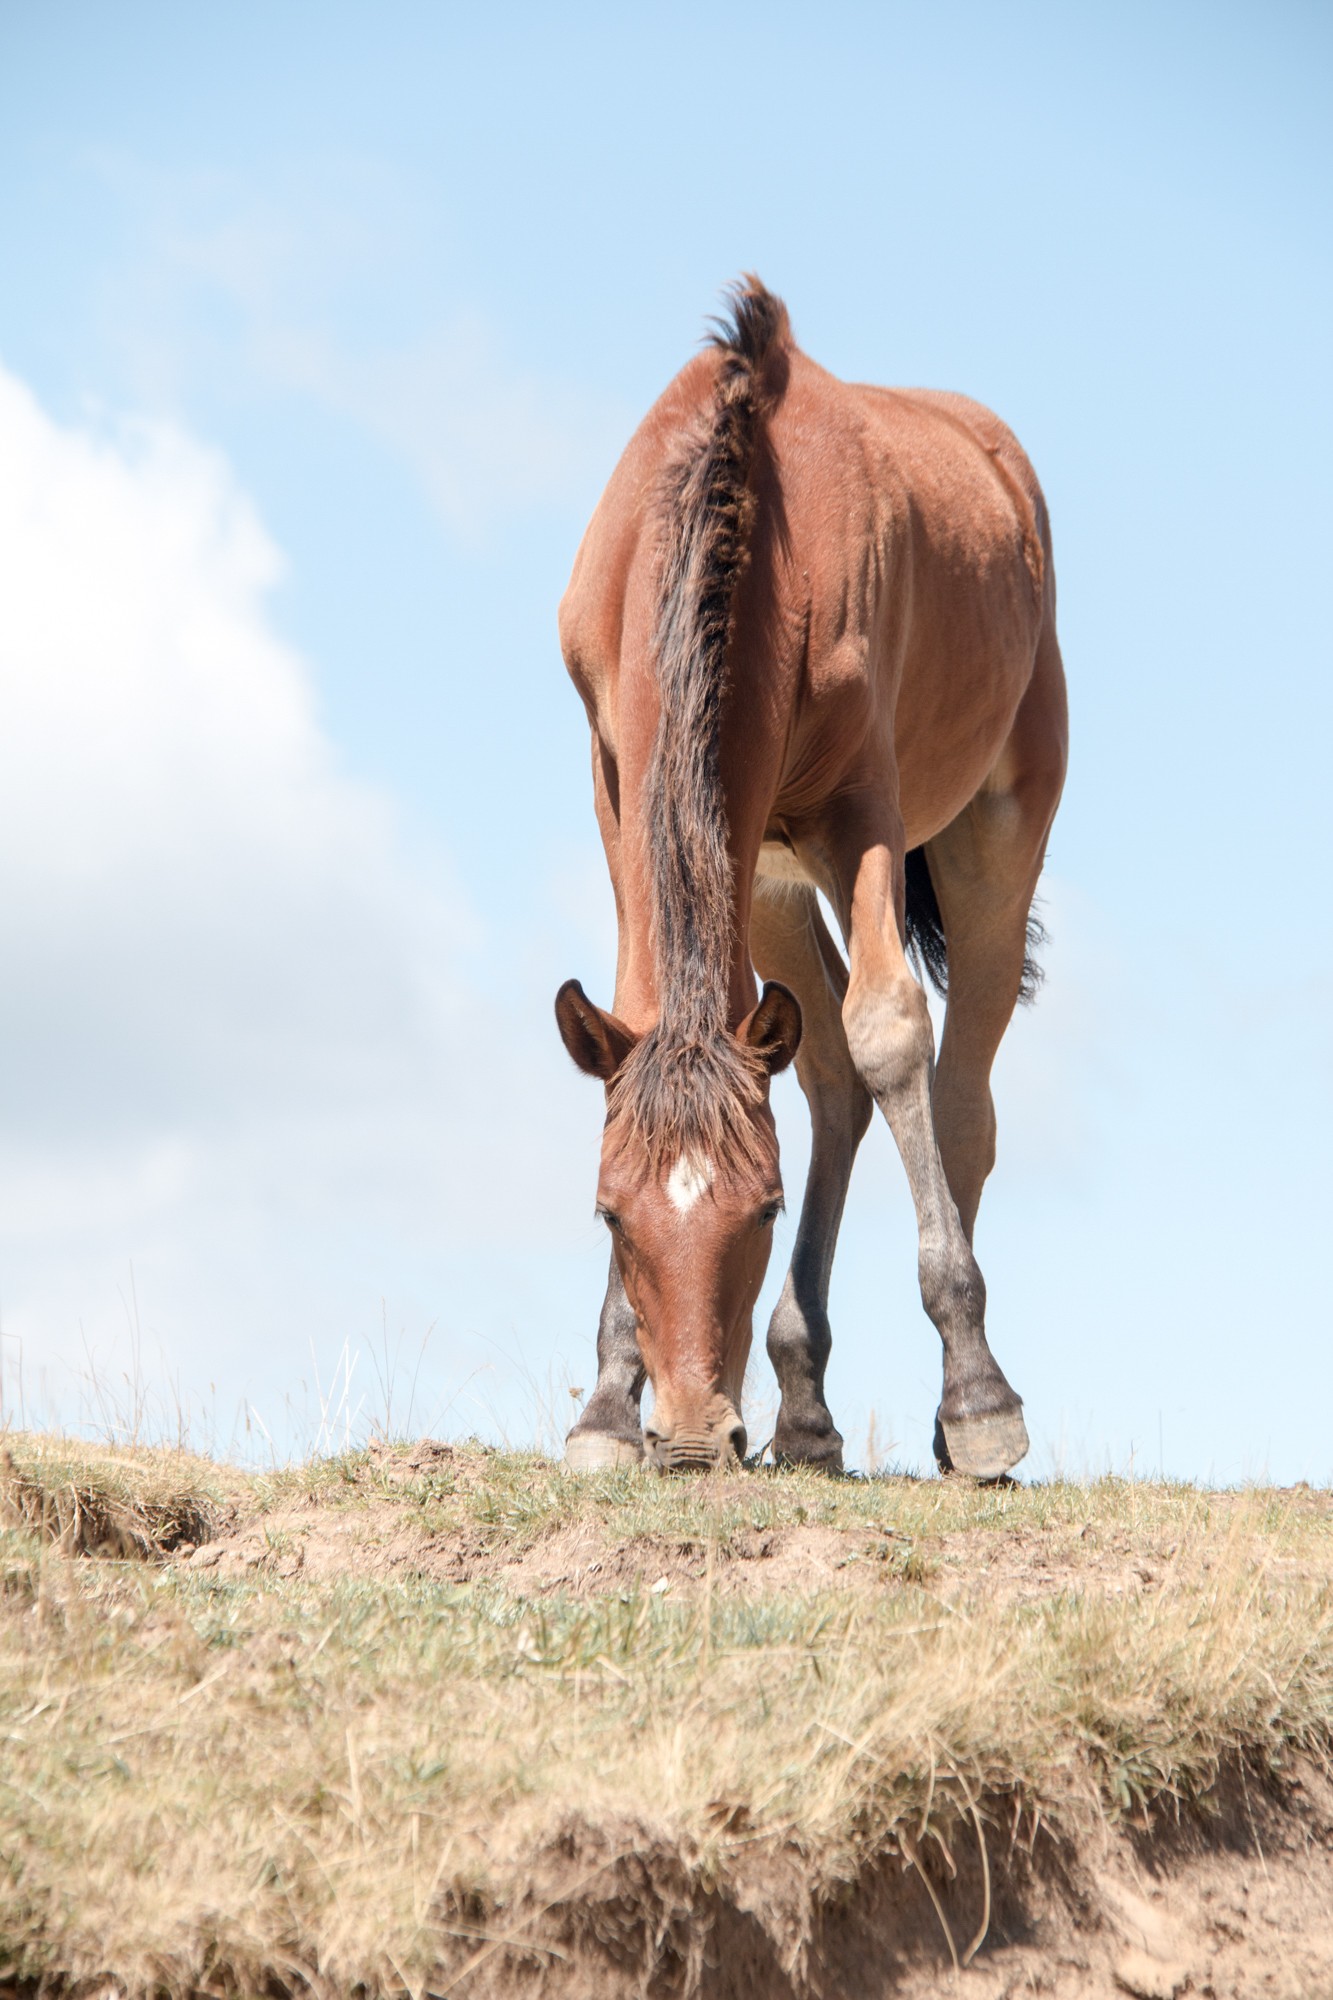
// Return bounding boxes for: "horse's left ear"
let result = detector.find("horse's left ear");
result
[739,981,802,1075]
[555,979,639,1081]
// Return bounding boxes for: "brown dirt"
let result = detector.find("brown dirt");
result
[179,1439,868,1595]
[184,1499,872,1597]
[422,1756,1333,1999]
[161,1442,1333,1996]
[178,1440,1328,1611]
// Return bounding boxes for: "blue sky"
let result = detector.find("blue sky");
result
[0,2,1329,1478]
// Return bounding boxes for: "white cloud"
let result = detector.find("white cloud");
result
[254,315,632,542]
[93,160,633,539]
[0,363,603,1444]
[0,364,446,1134]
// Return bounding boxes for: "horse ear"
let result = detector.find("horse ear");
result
[740,980,802,1075]
[555,979,639,1081]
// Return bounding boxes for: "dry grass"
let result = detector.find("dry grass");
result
[0,1435,239,1559]
[1,1435,1331,1996]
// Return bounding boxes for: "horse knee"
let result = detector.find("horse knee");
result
[843,973,934,1102]
[767,1281,832,1374]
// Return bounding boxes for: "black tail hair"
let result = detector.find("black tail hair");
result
[904,846,1048,1006]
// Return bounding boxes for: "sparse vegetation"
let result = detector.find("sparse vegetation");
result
[2,1435,1331,1996]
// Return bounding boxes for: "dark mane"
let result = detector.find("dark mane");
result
[608,277,790,1171]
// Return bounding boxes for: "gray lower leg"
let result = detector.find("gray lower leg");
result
[565,1253,645,1467]
[767,1119,861,1467]
[751,887,869,1469]
[844,970,1026,1477]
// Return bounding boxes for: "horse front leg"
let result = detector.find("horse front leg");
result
[830,803,1029,1480]
[564,1249,646,1469]
[565,733,646,1471]
[751,882,871,1470]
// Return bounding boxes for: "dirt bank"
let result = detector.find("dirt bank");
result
[3,1435,1330,1998]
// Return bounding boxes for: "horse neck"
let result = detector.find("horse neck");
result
[612,749,761,1040]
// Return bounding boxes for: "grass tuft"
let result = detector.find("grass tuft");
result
[0,1435,234,1559]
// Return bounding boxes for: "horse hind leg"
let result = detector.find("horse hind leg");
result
[909,821,1038,1477]
[922,659,1067,1469]
[827,796,1028,1482]
[750,881,872,1471]
[923,815,1047,1246]
[926,639,1068,1243]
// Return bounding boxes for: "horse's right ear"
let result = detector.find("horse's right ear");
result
[555,980,639,1081]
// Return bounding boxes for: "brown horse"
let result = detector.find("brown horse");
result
[555,279,1067,1478]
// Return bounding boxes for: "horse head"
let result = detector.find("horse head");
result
[555,977,801,1470]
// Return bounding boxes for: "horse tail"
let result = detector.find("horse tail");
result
[904,847,950,999]
[905,845,1048,1005]
[646,276,790,1037]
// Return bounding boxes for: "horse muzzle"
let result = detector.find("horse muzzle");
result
[643,1420,747,1473]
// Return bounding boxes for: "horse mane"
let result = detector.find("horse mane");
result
[608,276,790,1172]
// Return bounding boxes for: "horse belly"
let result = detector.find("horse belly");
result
[755,840,819,888]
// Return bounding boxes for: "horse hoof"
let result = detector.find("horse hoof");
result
[563,1431,644,1473]
[935,1406,1029,1481]
[771,1433,846,1474]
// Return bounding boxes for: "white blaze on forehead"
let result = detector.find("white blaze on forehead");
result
[666,1153,713,1214]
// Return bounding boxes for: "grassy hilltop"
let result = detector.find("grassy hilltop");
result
[2,1434,1332,1998]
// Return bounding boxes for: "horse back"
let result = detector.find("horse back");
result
[562,344,1056,848]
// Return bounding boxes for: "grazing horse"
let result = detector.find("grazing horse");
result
[555,279,1067,1478]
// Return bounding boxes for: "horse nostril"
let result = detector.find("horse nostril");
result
[728,1424,748,1463]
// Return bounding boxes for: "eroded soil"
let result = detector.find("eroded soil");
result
[167,1440,1333,1998]
[413,1753,1333,2000]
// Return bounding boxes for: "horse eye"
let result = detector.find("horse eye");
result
[759,1202,783,1228]
[597,1207,622,1233]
